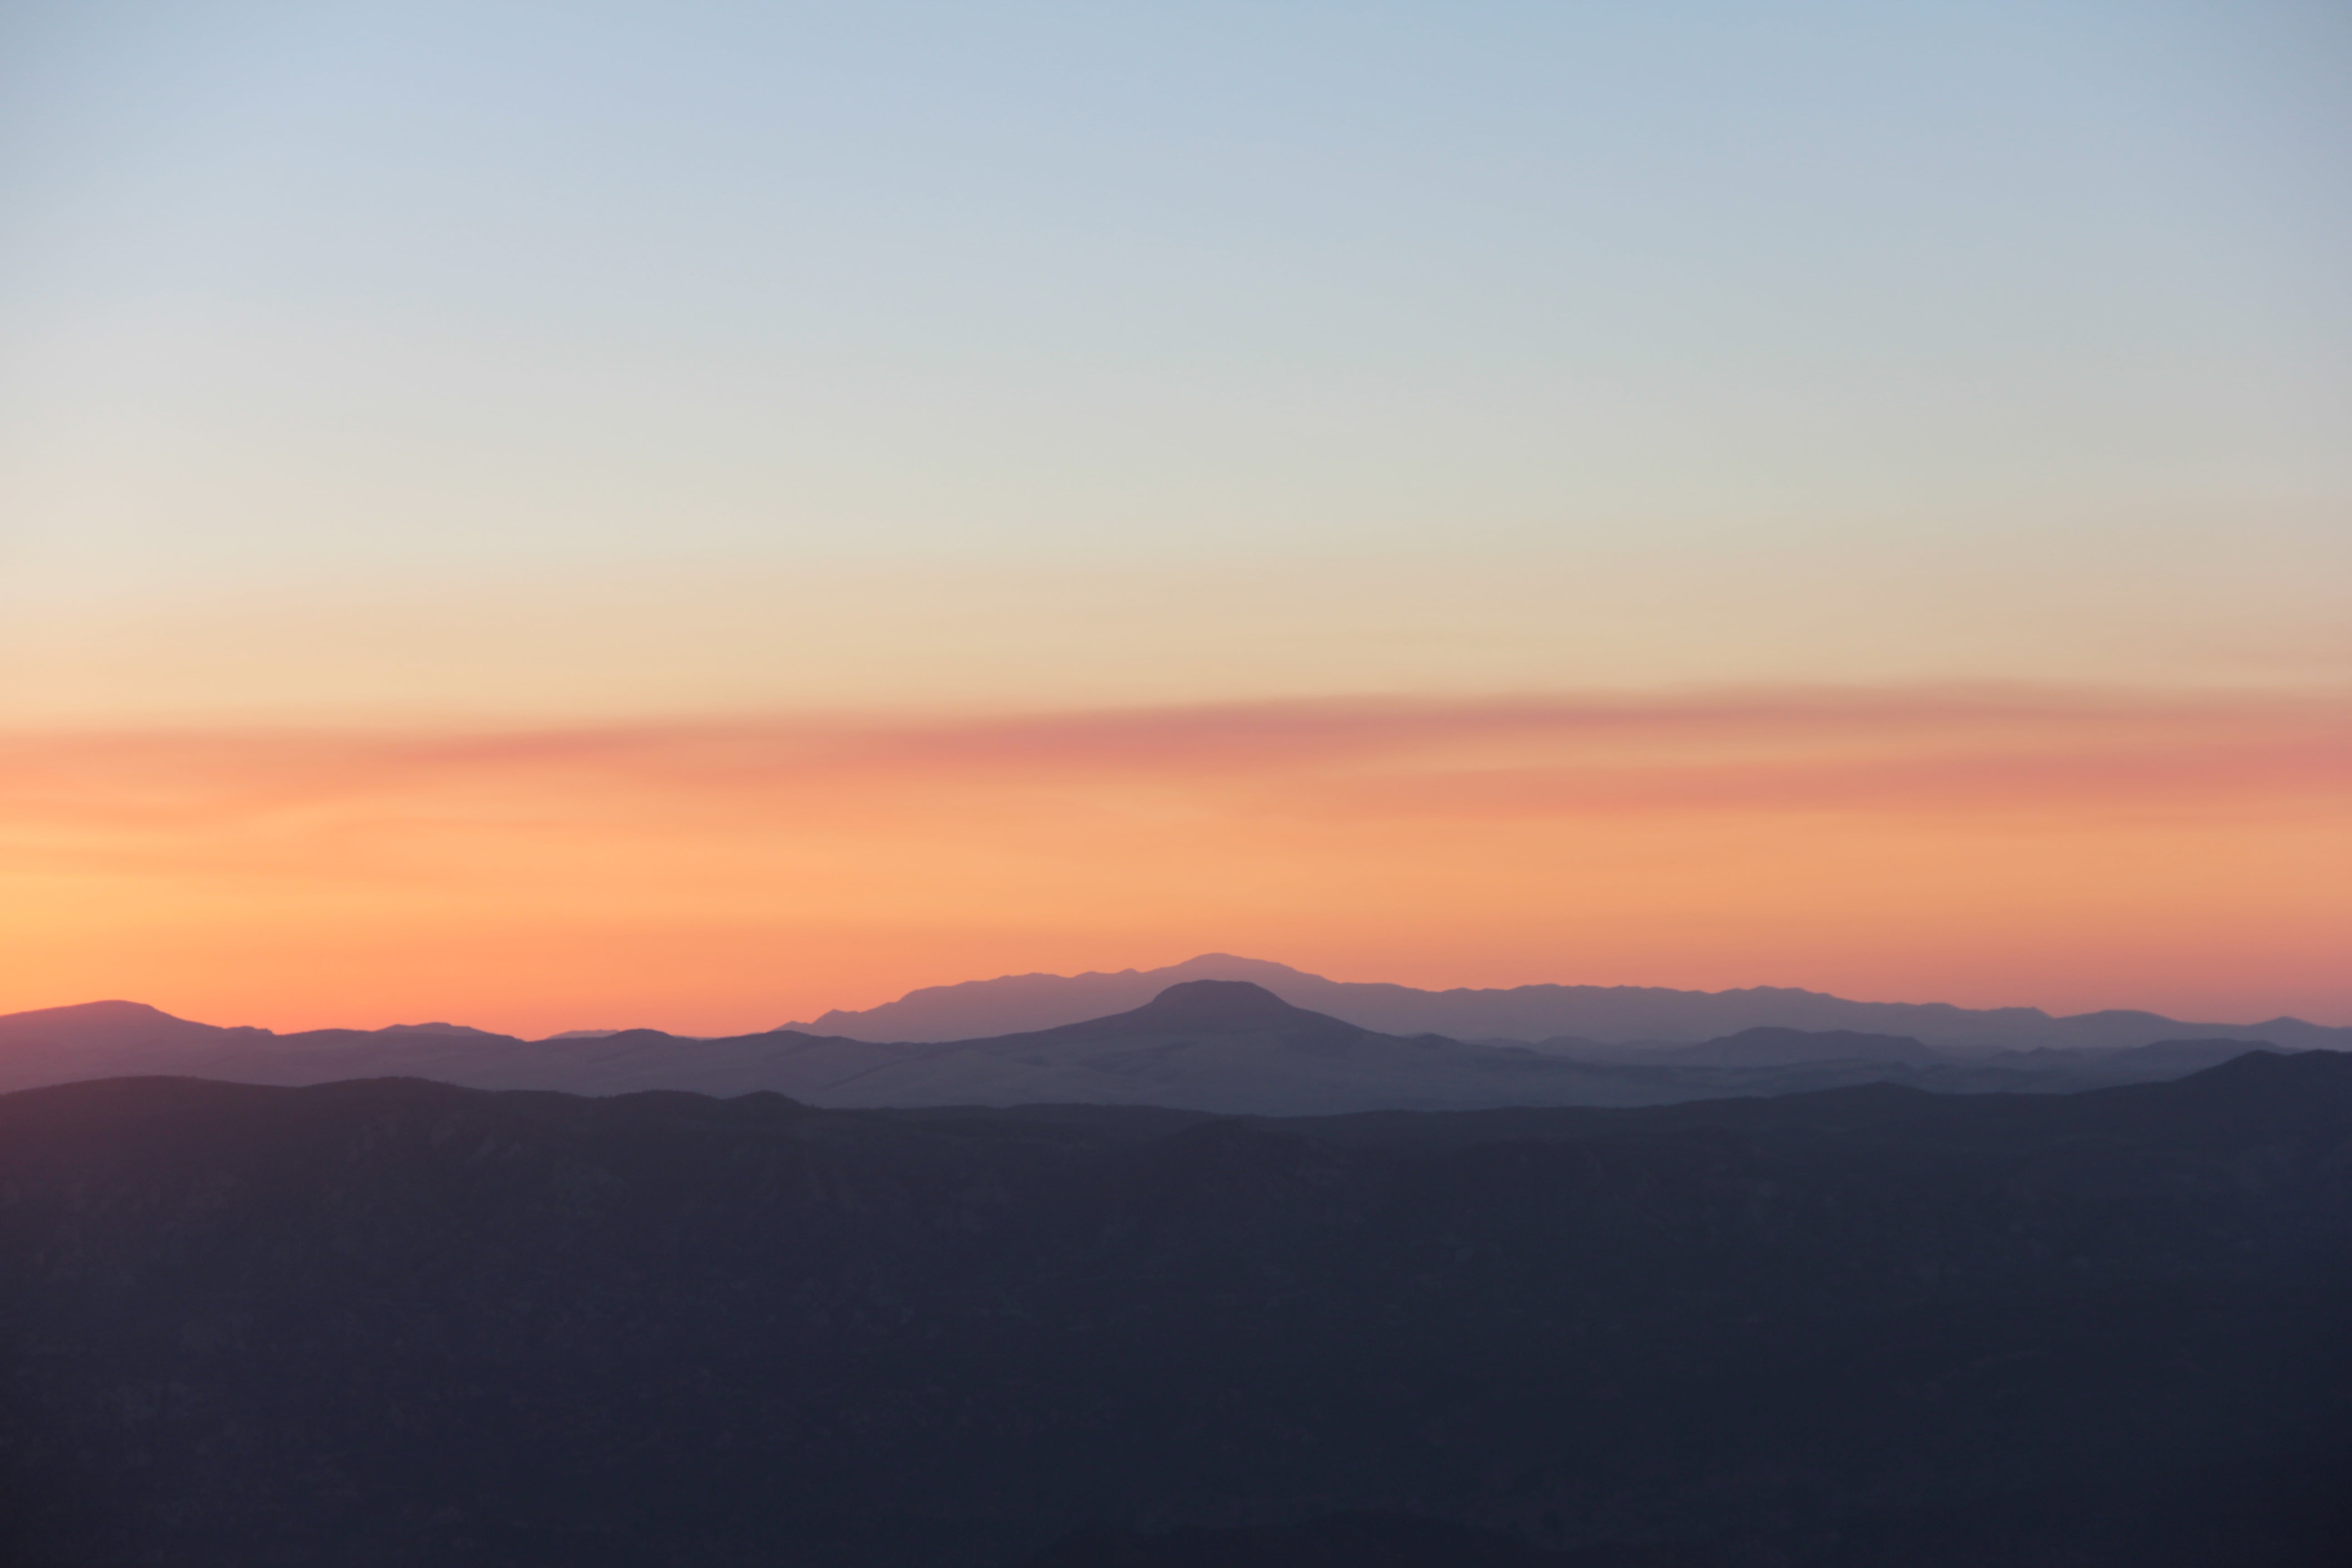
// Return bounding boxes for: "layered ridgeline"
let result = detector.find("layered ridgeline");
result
[3,1054,2347,1565]
[787,954,2352,1052]
[1,979,2338,1110]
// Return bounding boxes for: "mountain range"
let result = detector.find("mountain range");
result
[0,977,2330,1113]
[787,954,2350,1052]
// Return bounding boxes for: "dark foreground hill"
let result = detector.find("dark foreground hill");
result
[2,1054,2349,1567]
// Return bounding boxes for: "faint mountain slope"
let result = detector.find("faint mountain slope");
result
[1652,1026,1949,1067]
[786,955,2352,1053]
[0,999,250,1052]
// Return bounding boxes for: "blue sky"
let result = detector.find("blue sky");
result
[1,0,2346,712]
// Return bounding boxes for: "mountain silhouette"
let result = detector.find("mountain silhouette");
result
[0,983,2328,1112]
[786,954,2352,1053]
[0,998,255,1052]
[1653,1026,1948,1067]
[1068,978,1334,1033]
[757,981,1479,1114]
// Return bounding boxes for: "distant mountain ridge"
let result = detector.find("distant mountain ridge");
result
[0,980,2332,1112]
[789,953,2351,1053]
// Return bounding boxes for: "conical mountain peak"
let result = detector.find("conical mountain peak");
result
[1130,980,1316,1027]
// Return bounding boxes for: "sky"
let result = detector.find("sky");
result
[2,1,2346,1034]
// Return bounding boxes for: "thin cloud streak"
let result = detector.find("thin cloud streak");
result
[5,684,2345,829]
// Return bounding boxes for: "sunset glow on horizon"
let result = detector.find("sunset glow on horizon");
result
[5,3,2347,1035]
[5,682,2344,1035]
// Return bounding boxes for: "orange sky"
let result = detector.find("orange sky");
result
[6,5,2349,1044]
[5,683,2345,1035]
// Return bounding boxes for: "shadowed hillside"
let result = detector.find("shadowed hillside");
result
[2,1053,2347,1566]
